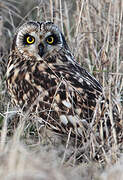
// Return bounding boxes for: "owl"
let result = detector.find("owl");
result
[6,21,122,141]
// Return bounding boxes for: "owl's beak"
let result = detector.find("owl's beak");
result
[38,43,44,57]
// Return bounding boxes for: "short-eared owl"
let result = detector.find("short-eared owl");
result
[7,21,122,140]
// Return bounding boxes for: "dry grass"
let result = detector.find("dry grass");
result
[0,0,123,179]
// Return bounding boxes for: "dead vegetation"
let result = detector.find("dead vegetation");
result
[0,0,123,179]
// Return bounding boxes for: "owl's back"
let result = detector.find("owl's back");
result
[7,47,104,138]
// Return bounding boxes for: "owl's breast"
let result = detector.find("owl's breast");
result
[6,55,58,111]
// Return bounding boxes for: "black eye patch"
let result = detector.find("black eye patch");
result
[23,33,35,45]
[46,34,59,45]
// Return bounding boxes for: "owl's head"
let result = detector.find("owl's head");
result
[12,21,69,59]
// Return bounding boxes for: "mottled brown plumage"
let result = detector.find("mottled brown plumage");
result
[6,21,122,141]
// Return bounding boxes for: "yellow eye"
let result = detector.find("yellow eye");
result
[46,36,54,44]
[26,36,35,44]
